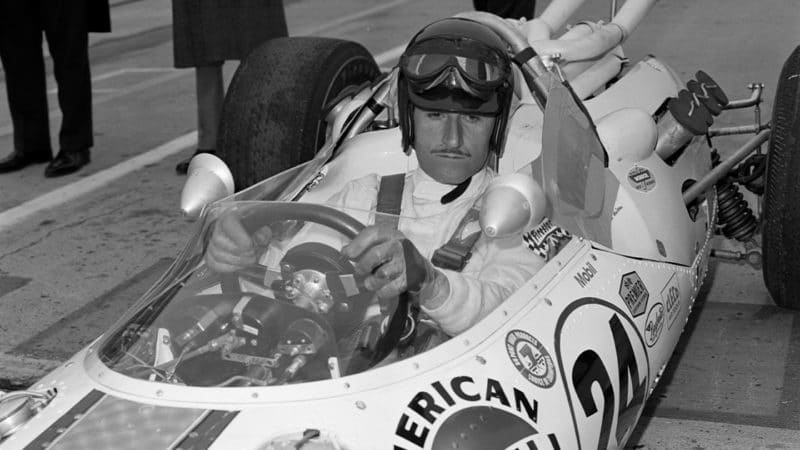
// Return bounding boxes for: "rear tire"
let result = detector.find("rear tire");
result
[217,37,380,190]
[762,45,800,309]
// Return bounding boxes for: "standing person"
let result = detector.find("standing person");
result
[0,0,110,177]
[172,0,289,175]
[473,0,536,20]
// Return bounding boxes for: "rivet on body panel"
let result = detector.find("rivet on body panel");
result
[156,390,164,397]
[476,356,486,365]
[251,392,259,399]
[544,298,552,306]
[355,400,366,409]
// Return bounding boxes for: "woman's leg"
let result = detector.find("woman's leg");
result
[195,63,224,150]
[176,63,224,174]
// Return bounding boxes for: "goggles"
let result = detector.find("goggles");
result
[399,37,511,115]
[399,38,511,92]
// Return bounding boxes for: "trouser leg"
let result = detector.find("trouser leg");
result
[478,0,536,19]
[42,0,93,152]
[195,64,224,150]
[0,0,52,157]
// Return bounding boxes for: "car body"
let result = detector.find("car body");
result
[0,0,783,448]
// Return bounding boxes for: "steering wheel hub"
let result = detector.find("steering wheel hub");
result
[285,269,335,314]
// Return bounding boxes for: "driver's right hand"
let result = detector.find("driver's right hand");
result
[205,211,273,273]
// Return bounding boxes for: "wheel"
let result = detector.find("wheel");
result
[762,45,800,309]
[217,37,380,190]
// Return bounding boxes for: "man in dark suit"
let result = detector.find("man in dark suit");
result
[0,0,110,177]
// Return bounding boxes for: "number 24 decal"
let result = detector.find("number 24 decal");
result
[572,314,647,449]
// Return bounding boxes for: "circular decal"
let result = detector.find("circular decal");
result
[627,166,656,192]
[505,330,556,388]
[644,303,665,347]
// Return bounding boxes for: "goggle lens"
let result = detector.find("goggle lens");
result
[403,53,505,84]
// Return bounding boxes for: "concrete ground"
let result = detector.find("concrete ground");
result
[0,0,799,448]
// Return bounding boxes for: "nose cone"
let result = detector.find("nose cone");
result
[180,153,235,219]
[480,173,546,238]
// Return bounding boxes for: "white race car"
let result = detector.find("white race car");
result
[2,0,798,448]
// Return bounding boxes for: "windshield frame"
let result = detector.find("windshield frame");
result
[87,200,581,400]
[83,236,582,404]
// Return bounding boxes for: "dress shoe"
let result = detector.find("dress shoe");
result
[176,148,216,175]
[0,151,52,174]
[44,149,90,178]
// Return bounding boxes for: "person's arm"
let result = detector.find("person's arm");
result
[205,176,379,273]
[420,235,546,335]
[342,225,546,336]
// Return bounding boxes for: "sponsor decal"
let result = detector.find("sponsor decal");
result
[394,376,539,449]
[644,303,665,347]
[628,165,656,192]
[619,272,649,317]
[523,218,571,261]
[506,330,556,388]
[574,261,597,288]
[661,273,681,329]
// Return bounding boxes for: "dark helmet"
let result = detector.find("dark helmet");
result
[398,18,515,156]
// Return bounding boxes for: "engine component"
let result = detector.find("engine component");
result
[711,151,759,241]
[278,318,329,356]
[716,178,758,241]
[655,90,712,159]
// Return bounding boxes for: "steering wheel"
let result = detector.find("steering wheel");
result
[220,202,413,373]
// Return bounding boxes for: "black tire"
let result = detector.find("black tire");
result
[763,45,800,309]
[216,37,380,190]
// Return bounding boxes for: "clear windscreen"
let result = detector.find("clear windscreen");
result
[97,201,450,387]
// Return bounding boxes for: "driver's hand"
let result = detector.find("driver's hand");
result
[205,211,272,273]
[342,225,440,301]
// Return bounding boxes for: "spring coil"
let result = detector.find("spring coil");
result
[716,178,758,241]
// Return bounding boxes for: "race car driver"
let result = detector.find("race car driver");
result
[205,18,547,336]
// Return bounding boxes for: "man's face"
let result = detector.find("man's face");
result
[413,108,495,185]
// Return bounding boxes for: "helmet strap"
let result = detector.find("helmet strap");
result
[441,176,472,204]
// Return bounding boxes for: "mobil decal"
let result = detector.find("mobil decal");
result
[506,329,556,388]
[661,273,682,329]
[619,271,649,317]
[644,303,665,347]
[394,376,550,450]
[574,261,597,288]
[555,298,649,450]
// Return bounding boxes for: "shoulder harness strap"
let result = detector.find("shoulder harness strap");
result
[431,205,482,271]
[375,173,405,229]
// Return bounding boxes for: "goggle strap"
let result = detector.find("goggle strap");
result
[512,47,537,66]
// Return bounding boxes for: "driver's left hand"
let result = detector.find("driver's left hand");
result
[342,225,440,301]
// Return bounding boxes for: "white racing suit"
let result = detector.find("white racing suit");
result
[266,167,546,336]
